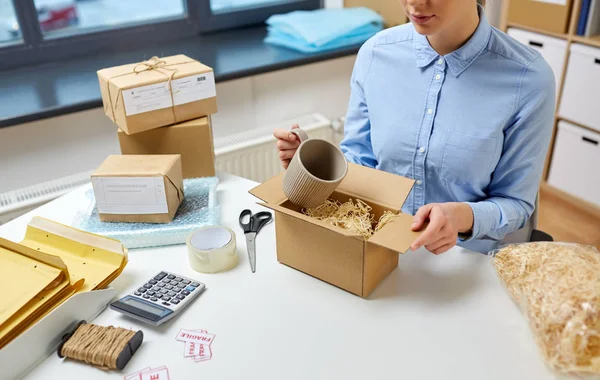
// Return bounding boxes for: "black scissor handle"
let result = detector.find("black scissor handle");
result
[251,211,273,234]
[239,209,272,233]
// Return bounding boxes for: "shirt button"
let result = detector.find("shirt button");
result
[435,74,441,80]
[416,180,422,185]
[419,147,425,153]
[427,108,433,115]
[437,58,443,65]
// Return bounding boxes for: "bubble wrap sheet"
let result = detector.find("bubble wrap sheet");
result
[72,177,220,249]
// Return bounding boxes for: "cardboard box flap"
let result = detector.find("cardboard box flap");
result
[369,213,421,253]
[249,172,287,205]
[92,154,181,176]
[258,202,361,238]
[337,163,415,211]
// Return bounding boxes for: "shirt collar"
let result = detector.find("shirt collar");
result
[412,4,492,77]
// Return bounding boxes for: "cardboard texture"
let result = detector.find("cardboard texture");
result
[344,0,407,27]
[97,54,218,135]
[508,0,574,34]
[250,162,422,297]
[91,155,184,223]
[118,116,216,179]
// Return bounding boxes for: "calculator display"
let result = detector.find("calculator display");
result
[124,297,165,315]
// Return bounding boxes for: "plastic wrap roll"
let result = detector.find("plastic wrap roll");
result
[187,226,238,273]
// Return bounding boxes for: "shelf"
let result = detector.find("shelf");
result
[570,35,600,48]
[506,22,568,40]
[556,116,600,135]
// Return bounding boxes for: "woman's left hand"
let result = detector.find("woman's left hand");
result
[410,203,474,254]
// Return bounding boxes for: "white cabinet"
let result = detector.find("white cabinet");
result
[559,43,600,132]
[548,121,600,207]
[507,28,567,99]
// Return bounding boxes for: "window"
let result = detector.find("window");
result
[0,0,21,44]
[33,0,186,38]
[0,0,321,70]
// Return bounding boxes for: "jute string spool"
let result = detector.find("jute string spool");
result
[58,322,143,370]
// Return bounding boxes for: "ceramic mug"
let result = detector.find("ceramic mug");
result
[282,128,348,209]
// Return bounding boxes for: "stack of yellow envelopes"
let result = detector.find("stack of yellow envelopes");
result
[0,216,127,349]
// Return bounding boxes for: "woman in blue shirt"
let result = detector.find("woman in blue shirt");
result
[274,0,555,254]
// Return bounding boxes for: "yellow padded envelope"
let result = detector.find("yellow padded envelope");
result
[20,217,128,293]
[0,246,64,327]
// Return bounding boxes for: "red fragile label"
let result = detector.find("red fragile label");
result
[176,329,215,345]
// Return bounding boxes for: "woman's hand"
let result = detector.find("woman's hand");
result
[273,124,301,169]
[410,202,474,254]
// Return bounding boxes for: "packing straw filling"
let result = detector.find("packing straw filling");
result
[302,198,396,239]
[492,242,600,375]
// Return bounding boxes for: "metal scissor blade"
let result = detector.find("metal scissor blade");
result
[245,232,257,273]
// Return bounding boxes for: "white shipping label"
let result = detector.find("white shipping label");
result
[122,82,173,116]
[532,0,566,5]
[92,176,168,214]
[172,72,216,106]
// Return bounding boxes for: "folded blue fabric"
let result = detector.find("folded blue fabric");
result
[264,7,383,53]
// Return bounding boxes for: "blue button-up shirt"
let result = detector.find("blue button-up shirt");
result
[340,9,555,253]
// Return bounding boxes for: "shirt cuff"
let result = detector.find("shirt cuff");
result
[461,201,500,241]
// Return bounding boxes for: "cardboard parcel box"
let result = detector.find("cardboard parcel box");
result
[91,155,184,224]
[508,0,574,34]
[98,54,218,135]
[118,116,215,179]
[250,163,422,297]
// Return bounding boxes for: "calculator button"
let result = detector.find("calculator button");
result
[154,272,167,280]
[191,282,200,287]
[171,299,180,305]
[176,294,186,300]
[165,285,173,290]
[182,290,190,296]
[134,292,142,296]
[170,280,179,285]
[162,295,171,301]
[151,297,158,302]
[167,275,175,280]
[143,294,150,299]
[147,291,156,296]
[160,289,168,294]
[168,291,177,297]
[161,279,170,284]
[174,277,183,282]
[143,283,152,289]
[174,286,184,292]
[149,279,158,285]
[163,302,171,306]
[156,283,165,288]
[180,279,190,284]
[186,286,196,292]
[138,288,147,293]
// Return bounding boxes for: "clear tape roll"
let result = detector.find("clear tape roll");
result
[186,226,238,273]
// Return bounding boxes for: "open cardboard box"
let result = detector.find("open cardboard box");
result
[250,163,422,297]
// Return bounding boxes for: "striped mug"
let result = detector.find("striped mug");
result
[282,128,348,209]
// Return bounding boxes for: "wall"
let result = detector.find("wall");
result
[0,56,356,193]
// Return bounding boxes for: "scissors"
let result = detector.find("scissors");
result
[238,209,273,273]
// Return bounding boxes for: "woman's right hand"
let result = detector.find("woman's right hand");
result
[273,124,301,169]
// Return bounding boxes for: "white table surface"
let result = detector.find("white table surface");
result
[0,172,557,380]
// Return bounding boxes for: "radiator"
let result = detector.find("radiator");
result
[0,113,343,224]
[214,113,341,183]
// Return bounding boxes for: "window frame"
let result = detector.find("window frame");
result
[0,0,321,71]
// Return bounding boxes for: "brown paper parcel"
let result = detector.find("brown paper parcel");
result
[97,54,218,135]
[91,155,184,224]
[118,116,216,179]
[249,162,423,297]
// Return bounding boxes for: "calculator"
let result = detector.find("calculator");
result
[110,271,206,326]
